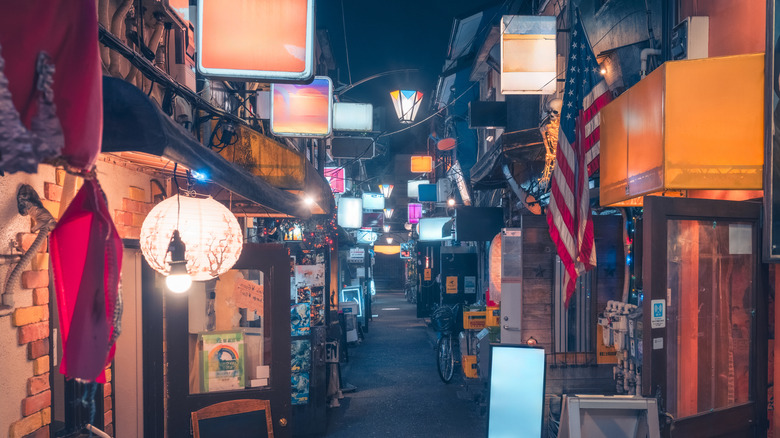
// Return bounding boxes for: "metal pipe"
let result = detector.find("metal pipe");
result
[2,185,57,307]
[640,48,661,78]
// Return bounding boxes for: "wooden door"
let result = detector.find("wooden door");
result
[166,244,292,437]
[642,197,767,437]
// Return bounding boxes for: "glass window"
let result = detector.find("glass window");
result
[665,220,753,417]
[188,269,270,394]
[553,256,593,353]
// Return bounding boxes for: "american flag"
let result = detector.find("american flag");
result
[547,12,610,304]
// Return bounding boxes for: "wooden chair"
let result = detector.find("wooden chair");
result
[191,399,274,438]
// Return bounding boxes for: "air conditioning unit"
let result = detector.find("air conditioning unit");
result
[167,21,197,91]
[671,16,709,60]
[142,0,197,91]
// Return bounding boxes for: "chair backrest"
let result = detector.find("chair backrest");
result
[191,399,274,438]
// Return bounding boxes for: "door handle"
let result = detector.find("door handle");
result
[502,325,522,331]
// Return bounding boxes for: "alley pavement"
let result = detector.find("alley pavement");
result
[325,291,487,437]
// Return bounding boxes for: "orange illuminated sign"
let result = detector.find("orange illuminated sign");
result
[271,77,333,137]
[410,155,433,173]
[197,0,314,81]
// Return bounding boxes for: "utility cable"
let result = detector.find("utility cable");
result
[341,0,353,85]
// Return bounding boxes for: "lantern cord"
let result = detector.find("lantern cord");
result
[173,163,181,230]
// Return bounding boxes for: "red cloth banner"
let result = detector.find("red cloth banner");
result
[0,0,102,171]
[50,179,122,382]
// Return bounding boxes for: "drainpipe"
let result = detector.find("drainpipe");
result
[501,164,532,212]
[640,48,662,78]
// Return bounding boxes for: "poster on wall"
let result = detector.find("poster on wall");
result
[291,371,310,405]
[201,332,245,392]
[766,0,780,260]
[291,303,310,336]
[310,286,326,326]
[295,264,325,287]
[291,339,311,372]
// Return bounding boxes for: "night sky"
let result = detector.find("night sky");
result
[317,0,502,183]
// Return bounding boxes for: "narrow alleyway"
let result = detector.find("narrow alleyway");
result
[325,291,486,437]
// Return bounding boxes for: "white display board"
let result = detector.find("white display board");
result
[488,345,545,438]
[557,395,661,438]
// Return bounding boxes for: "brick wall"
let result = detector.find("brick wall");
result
[6,176,58,438]
[6,171,117,438]
[113,185,151,239]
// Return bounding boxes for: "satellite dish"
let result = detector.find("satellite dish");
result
[437,137,456,151]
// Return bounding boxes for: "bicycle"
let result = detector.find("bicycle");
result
[432,303,460,383]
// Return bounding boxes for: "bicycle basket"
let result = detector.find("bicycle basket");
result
[432,305,455,333]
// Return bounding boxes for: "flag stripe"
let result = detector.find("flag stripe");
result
[546,12,606,305]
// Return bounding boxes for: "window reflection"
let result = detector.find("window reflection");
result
[666,220,753,417]
[188,269,270,394]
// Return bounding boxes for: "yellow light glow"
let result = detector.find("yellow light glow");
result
[374,245,400,255]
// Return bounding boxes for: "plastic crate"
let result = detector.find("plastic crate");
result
[462,354,478,379]
[486,306,500,327]
[463,310,487,329]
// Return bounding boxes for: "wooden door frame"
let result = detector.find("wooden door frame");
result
[166,243,292,438]
[642,196,767,436]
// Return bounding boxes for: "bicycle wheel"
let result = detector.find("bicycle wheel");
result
[437,334,455,383]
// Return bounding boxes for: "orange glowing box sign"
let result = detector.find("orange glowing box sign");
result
[196,0,314,81]
[410,155,433,173]
[271,76,333,137]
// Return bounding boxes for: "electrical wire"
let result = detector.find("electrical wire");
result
[341,0,353,85]
[589,9,645,50]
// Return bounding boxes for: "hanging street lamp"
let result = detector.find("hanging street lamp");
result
[379,184,394,198]
[140,195,244,288]
[389,90,424,123]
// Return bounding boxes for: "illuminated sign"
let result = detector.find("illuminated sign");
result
[197,0,314,81]
[500,15,557,94]
[324,167,345,193]
[271,76,333,137]
[356,229,378,244]
[333,102,373,131]
[411,155,433,173]
[400,242,412,259]
[408,203,423,225]
[419,217,454,241]
[337,197,362,229]
[361,192,385,210]
[407,180,426,198]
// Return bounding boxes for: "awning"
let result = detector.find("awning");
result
[600,54,763,206]
[101,76,332,218]
[469,127,545,190]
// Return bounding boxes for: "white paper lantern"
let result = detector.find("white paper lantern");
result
[140,195,243,281]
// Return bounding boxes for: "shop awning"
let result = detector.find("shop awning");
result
[101,76,332,218]
[470,127,545,190]
[600,54,764,207]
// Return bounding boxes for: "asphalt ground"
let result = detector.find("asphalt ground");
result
[325,291,487,437]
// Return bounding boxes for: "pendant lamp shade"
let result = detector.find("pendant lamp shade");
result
[141,195,243,281]
[379,184,394,198]
[390,90,424,123]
